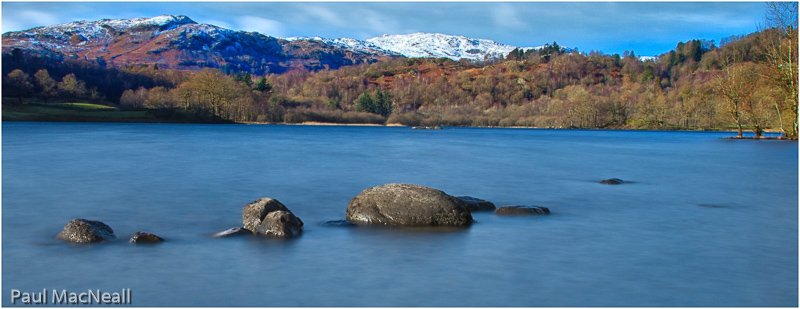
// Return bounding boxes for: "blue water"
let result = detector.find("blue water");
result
[2,122,797,307]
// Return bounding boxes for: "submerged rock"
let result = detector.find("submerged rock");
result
[456,196,496,211]
[600,178,625,185]
[56,219,117,243]
[321,220,358,227]
[211,227,252,238]
[346,183,473,226]
[494,205,551,216]
[129,231,164,243]
[242,197,304,238]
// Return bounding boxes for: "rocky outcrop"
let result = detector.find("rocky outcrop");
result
[456,196,496,211]
[600,178,625,185]
[346,183,473,226]
[129,231,164,243]
[494,205,551,216]
[242,197,304,238]
[211,227,252,238]
[56,219,117,243]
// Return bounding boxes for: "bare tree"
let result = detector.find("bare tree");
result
[760,2,798,139]
[714,61,759,137]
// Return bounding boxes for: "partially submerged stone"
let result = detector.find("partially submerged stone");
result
[346,183,473,226]
[129,231,164,243]
[253,210,304,238]
[494,205,551,216]
[321,220,357,227]
[600,178,625,185]
[456,196,496,211]
[242,197,303,238]
[56,219,117,243]
[212,227,252,238]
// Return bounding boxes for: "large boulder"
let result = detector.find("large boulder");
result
[456,196,496,211]
[242,197,304,238]
[56,219,117,243]
[494,205,551,216]
[346,183,473,226]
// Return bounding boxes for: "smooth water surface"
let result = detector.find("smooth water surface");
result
[3,122,797,306]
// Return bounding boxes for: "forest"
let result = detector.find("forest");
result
[2,3,797,139]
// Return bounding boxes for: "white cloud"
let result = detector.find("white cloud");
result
[2,10,60,32]
[356,8,403,37]
[203,19,234,30]
[299,5,346,28]
[237,16,285,37]
[492,4,527,29]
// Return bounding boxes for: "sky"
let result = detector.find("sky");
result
[1,1,770,57]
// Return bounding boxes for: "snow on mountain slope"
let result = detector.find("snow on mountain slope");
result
[286,32,543,61]
[2,15,390,74]
[365,33,540,61]
[284,36,400,56]
[4,14,549,73]
[11,15,197,42]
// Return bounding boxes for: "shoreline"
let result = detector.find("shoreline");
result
[241,121,406,127]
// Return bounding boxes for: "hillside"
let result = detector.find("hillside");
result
[2,15,394,74]
[285,32,541,61]
[3,15,553,74]
[2,10,796,139]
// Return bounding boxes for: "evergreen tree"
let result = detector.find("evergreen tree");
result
[256,76,272,92]
[244,72,253,87]
[375,89,392,116]
[356,91,374,113]
[328,98,341,109]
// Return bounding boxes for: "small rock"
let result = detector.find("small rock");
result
[56,219,117,243]
[212,227,252,238]
[456,196,496,211]
[494,205,551,216]
[600,178,625,185]
[129,231,164,243]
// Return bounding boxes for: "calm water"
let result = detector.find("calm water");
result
[2,122,797,307]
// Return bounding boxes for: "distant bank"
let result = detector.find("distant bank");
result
[1,99,789,139]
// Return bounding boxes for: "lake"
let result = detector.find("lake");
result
[2,122,797,307]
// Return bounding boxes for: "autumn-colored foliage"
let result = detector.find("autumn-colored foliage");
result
[3,11,797,138]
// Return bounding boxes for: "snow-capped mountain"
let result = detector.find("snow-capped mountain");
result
[3,15,392,74]
[285,32,541,61]
[3,14,547,74]
[366,33,540,61]
[284,36,399,56]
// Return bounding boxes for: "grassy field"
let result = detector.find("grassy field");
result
[2,99,232,123]
[2,100,158,122]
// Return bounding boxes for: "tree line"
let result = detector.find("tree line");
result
[3,3,797,138]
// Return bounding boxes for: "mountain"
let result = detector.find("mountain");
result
[285,33,541,62]
[2,15,394,74]
[3,15,544,74]
[367,33,540,61]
